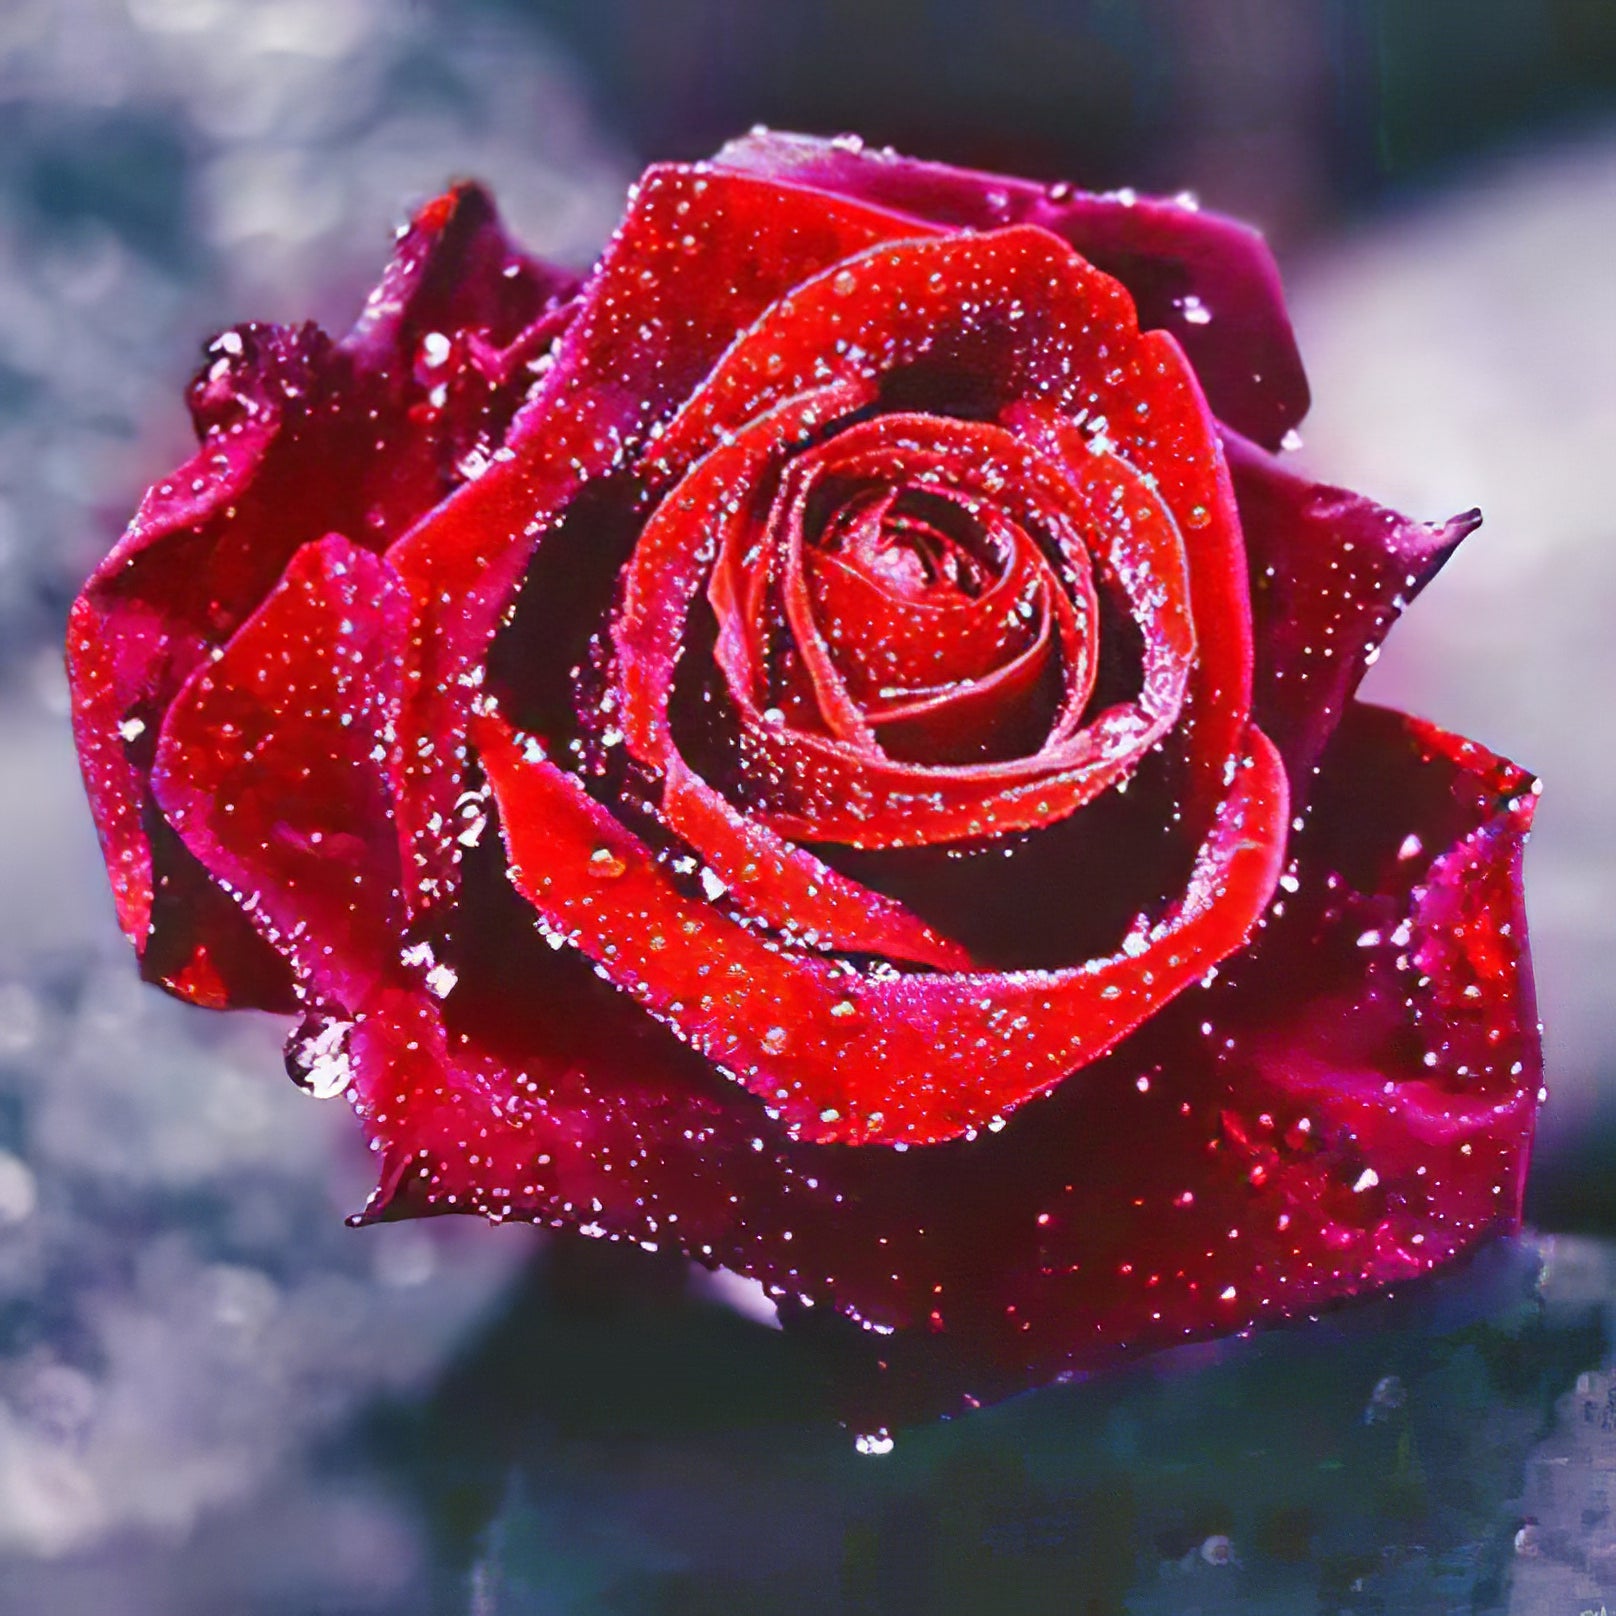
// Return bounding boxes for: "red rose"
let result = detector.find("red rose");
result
[69,132,1541,1418]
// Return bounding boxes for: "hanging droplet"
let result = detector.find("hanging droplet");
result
[284,1014,354,1100]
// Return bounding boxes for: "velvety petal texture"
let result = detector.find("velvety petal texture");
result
[67,137,1542,1421]
[69,182,577,1007]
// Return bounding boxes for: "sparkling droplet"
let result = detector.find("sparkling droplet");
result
[284,1015,354,1100]
[589,846,626,879]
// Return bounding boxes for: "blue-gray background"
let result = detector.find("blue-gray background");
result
[1,2,1614,1610]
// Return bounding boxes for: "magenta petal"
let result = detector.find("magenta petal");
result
[712,128,1309,448]
[69,323,333,1006]
[67,183,571,1009]
[343,181,578,379]
[1224,429,1479,789]
[151,536,410,1012]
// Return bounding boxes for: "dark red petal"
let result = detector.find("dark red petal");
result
[477,710,1285,1144]
[151,536,409,1012]
[344,181,577,377]
[1258,703,1541,1114]
[1223,428,1479,790]
[386,166,917,916]
[68,326,330,1005]
[68,183,568,1008]
[136,816,298,1012]
[712,128,1309,449]
[368,702,1529,1423]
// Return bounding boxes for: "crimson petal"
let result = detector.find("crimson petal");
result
[151,536,410,1012]
[612,386,973,972]
[68,183,570,1008]
[360,694,1519,1415]
[386,167,918,916]
[351,701,1527,1423]
[477,708,1285,1144]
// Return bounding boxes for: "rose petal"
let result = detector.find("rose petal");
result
[69,325,326,1006]
[1223,428,1479,788]
[712,128,1309,449]
[693,419,1199,848]
[766,429,1088,764]
[638,221,1250,833]
[386,167,917,915]
[801,512,1047,701]
[69,183,568,1007]
[151,536,410,1012]
[355,701,1529,1423]
[477,709,1285,1144]
[345,181,577,375]
[864,609,1061,765]
[612,386,972,972]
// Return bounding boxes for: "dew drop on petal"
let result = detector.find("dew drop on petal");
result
[589,846,627,879]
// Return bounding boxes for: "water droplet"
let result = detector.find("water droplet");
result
[284,1015,354,1100]
[589,846,627,879]
[1186,504,1210,528]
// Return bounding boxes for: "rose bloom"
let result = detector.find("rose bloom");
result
[69,131,1541,1419]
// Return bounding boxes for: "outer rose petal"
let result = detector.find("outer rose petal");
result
[474,710,1287,1144]
[1223,428,1479,789]
[712,128,1309,449]
[351,701,1536,1424]
[152,536,410,1012]
[68,184,570,1008]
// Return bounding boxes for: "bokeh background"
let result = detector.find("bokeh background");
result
[2,1,1615,1610]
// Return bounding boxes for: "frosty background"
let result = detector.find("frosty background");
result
[1,1,1614,1610]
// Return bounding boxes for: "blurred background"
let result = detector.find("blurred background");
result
[1,1,1614,1610]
